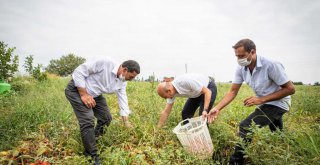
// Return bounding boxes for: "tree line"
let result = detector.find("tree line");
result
[1,41,319,85]
[0,41,85,82]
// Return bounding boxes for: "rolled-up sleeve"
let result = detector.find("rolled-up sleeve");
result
[116,83,131,116]
[233,66,244,84]
[268,62,289,86]
[72,60,105,88]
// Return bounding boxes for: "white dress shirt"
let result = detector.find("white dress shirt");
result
[72,57,131,116]
[233,55,291,110]
[167,74,210,104]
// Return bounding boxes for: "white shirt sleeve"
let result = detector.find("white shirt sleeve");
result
[72,60,105,88]
[116,83,131,116]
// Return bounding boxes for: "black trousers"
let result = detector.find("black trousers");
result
[181,81,217,120]
[239,104,287,141]
[65,80,112,157]
[232,104,287,160]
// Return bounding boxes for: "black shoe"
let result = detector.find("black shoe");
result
[228,154,244,165]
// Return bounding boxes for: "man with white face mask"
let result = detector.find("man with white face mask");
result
[207,39,295,164]
[65,57,140,165]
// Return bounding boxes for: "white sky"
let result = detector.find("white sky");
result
[0,0,319,83]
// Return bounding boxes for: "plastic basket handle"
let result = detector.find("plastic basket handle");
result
[173,116,208,134]
[179,118,191,126]
[179,117,207,126]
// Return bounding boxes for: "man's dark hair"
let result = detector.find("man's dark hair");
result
[232,39,256,53]
[122,60,140,74]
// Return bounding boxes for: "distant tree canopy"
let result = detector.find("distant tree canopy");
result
[0,41,19,81]
[146,75,155,82]
[46,54,86,77]
[293,82,303,85]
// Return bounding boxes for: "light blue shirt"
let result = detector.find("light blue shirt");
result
[72,57,131,116]
[233,55,291,110]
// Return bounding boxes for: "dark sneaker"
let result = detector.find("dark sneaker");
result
[228,154,244,165]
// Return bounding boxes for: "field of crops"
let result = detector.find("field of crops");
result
[0,77,319,164]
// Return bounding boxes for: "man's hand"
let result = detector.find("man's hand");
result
[77,87,96,109]
[207,108,220,123]
[124,120,134,128]
[244,96,263,107]
[202,111,208,121]
[80,94,96,109]
[122,116,134,128]
[157,104,174,128]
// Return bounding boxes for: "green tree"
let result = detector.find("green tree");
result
[46,53,86,76]
[293,82,303,85]
[32,64,47,81]
[146,75,155,82]
[23,55,47,81]
[23,55,34,75]
[0,41,19,81]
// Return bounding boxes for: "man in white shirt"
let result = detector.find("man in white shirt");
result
[65,57,140,165]
[207,39,295,165]
[157,74,217,128]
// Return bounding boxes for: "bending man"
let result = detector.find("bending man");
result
[65,57,140,164]
[157,74,217,128]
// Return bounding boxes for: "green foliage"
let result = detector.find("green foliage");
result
[0,80,319,164]
[24,55,34,75]
[32,64,47,81]
[291,85,320,114]
[9,76,34,93]
[23,55,48,81]
[0,41,19,81]
[146,75,155,82]
[46,54,86,76]
[293,81,303,85]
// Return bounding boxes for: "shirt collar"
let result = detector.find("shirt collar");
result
[256,55,262,68]
[245,55,262,71]
[112,63,121,77]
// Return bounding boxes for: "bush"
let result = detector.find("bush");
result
[24,55,48,82]
[0,41,19,81]
[9,76,34,93]
[32,64,48,82]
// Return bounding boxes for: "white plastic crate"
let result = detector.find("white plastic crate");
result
[172,116,213,159]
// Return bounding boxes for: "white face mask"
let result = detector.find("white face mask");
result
[119,74,126,82]
[237,57,252,66]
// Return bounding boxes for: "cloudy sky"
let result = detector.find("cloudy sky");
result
[1,0,319,83]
